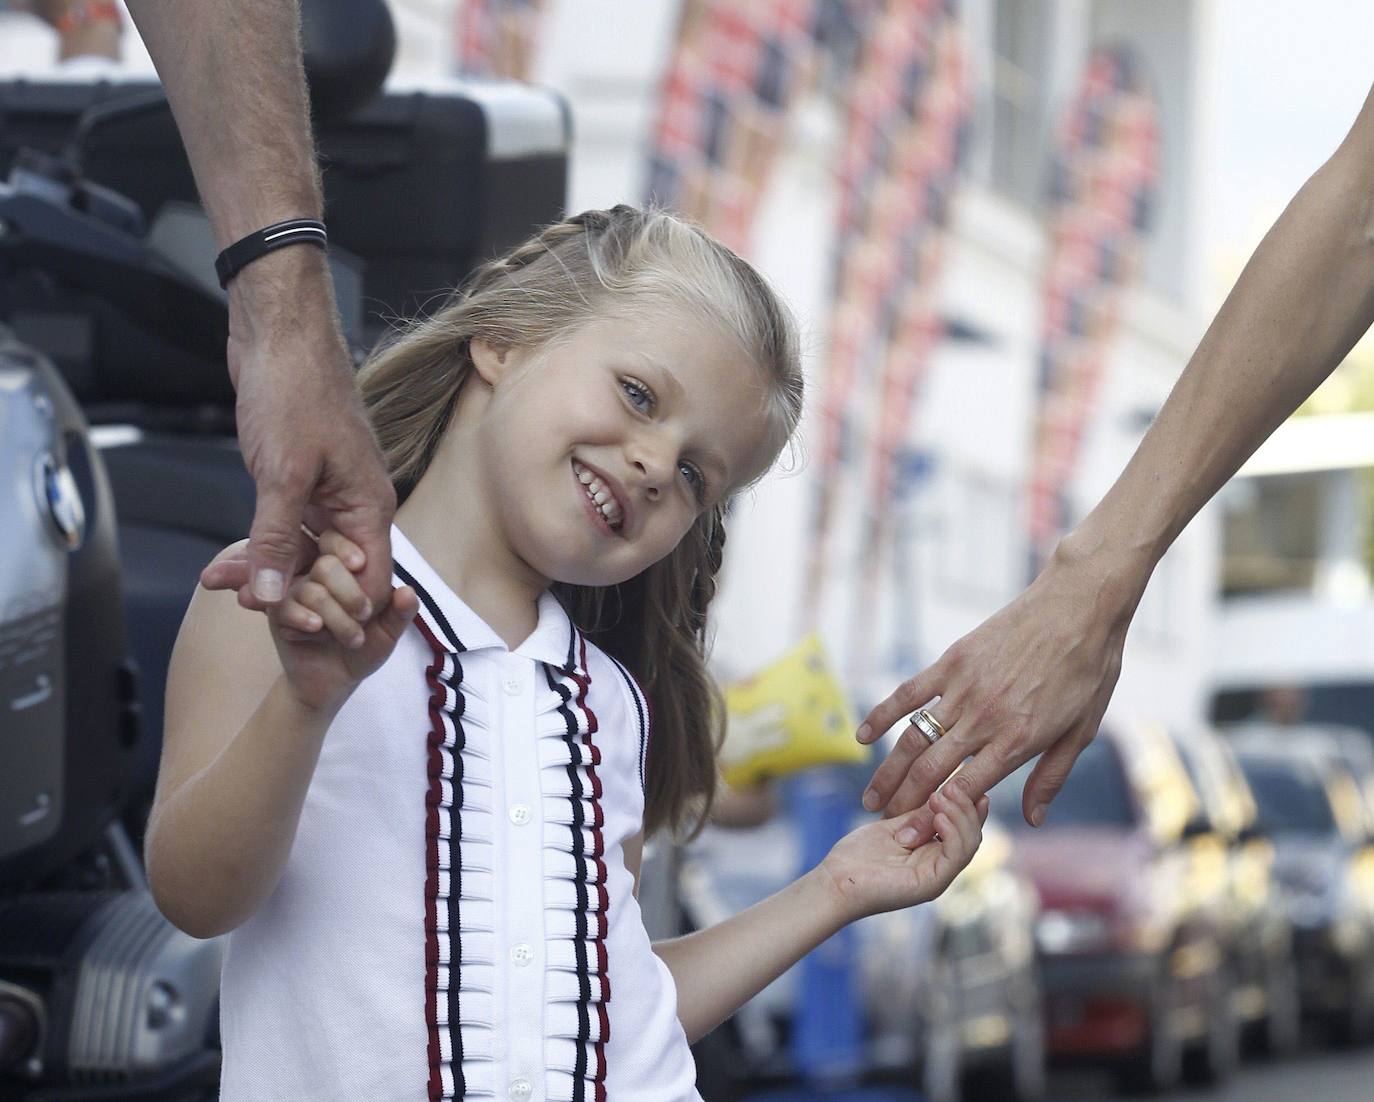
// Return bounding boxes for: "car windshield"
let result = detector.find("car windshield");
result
[1237,758,1336,836]
[990,738,1136,830]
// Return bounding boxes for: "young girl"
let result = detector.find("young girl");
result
[145,205,989,1101]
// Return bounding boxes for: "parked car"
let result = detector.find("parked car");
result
[674,776,1044,1102]
[990,720,1238,1094]
[1229,734,1374,1045]
[1166,725,1300,1056]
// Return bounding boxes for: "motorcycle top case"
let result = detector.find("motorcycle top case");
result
[0,74,570,405]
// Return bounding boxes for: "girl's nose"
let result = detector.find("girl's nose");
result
[633,457,661,500]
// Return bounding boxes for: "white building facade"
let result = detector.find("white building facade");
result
[0,0,1224,733]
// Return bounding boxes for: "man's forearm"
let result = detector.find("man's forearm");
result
[1064,87,1374,598]
[125,0,321,248]
[653,867,848,1043]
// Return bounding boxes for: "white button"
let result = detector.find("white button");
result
[503,675,523,696]
[509,803,531,826]
[508,1079,532,1101]
[511,943,534,967]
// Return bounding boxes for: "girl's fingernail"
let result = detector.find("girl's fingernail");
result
[349,553,364,569]
[856,723,872,743]
[862,788,880,811]
[358,600,373,621]
[1031,804,1046,827]
[896,827,919,846]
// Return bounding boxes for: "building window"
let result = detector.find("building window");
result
[935,468,1017,604]
[1220,474,1324,597]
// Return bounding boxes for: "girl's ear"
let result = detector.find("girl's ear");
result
[470,337,510,387]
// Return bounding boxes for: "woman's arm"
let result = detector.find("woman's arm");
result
[860,79,1374,826]
[652,868,847,1044]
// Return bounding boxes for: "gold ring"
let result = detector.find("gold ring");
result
[908,708,945,746]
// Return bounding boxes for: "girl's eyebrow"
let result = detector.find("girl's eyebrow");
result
[632,353,731,485]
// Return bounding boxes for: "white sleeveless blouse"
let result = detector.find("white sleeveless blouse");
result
[217,524,701,1101]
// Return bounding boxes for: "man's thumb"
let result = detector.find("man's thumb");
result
[247,488,311,603]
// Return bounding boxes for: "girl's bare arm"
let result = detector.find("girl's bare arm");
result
[144,543,341,939]
[651,868,847,1044]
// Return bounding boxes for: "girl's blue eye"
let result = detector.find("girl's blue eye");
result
[621,378,654,412]
[679,461,706,501]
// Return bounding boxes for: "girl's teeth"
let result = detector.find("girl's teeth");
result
[574,462,622,529]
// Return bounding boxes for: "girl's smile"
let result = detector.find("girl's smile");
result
[572,458,627,535]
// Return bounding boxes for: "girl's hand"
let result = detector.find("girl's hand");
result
[266,529,419,713]
[818,785,990,924]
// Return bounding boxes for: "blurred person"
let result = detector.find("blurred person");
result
[8,0,124,64]
[1259,684,1310,726]
[100,0,398,620]
[859,81,1374,846]
[9,0,123,63]
[145,204,990,1096]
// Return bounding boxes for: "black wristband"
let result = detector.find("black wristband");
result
[214,218,328,289]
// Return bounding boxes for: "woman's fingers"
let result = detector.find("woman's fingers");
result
[856,660,946,745]
[863,716,967,817]
[1023,726,1096,827]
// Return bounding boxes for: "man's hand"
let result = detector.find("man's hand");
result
[199,252,396,619]
[855,532,1143,831]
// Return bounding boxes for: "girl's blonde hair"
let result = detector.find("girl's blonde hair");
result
[356,204,803,839]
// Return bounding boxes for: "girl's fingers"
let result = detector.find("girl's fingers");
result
[294,579,366,650]
[319,529,367,573]
[277,592,323,634]
[936,788,977,861]
[378,586,420,640]
[310,553,372,621]
[893,805,935,849]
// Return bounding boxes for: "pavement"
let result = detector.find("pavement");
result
[1050,1036,1374,1101]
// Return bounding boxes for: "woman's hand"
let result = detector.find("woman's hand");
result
[855,534,1140,830]
[266,529,419,714]
[818,785,989,925]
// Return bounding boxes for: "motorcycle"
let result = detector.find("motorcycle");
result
[0,5,568,1095]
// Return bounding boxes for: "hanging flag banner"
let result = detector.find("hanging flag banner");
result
[454,0,548,80]
[806,0,970,671]
[645,0,820,253]
[1026,45,1159,578]
[645,0,968,681]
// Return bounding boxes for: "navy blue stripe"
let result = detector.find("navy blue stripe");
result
[608,657,648,794]
[448,654,465,1091]
[546,661,591,1099]
[394,560,466,653]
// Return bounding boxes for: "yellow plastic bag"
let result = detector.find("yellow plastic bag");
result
[720,634,867,788]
